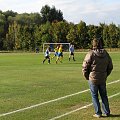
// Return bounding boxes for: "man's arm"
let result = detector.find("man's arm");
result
[107,54,113,76]
[82,52,92,80]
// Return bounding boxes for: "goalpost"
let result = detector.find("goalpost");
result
[43,43,71,54]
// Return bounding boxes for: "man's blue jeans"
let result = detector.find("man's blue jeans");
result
[88,80,110,115]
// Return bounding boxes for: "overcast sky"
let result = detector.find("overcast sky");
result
[0,0,120,25]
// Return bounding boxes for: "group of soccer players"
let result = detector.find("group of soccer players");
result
[42,44,75,64]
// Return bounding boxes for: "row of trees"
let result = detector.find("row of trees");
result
[0,5,120,51]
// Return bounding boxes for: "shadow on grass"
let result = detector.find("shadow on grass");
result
[102,114,120,118]
[65,62,82,64]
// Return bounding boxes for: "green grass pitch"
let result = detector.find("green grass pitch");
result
[0,52,120,120]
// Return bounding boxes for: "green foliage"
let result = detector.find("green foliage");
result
[40,5,63,23]
[0,13,6,49]
[0,5,120,51]
[66,24,77,45]
[52,21,70,43]
[77,21,88,48]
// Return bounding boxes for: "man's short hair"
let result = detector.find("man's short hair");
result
[92,38,103,49]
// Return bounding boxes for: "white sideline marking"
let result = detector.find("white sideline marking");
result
[0,80,119,117]
[49,92,120,120]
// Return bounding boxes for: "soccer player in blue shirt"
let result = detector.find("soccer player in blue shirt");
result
[69,44,76,61]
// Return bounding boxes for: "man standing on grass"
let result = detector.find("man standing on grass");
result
[43,46,50,64]
[56,44,63,64]
[52,45,59,59]
[69,44,76,61]
[82,38,113,118]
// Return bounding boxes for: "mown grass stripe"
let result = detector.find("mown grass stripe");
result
[49,92,120,120]
[0,79,119,117]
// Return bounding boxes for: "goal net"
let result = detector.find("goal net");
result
[43,43,70,53]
